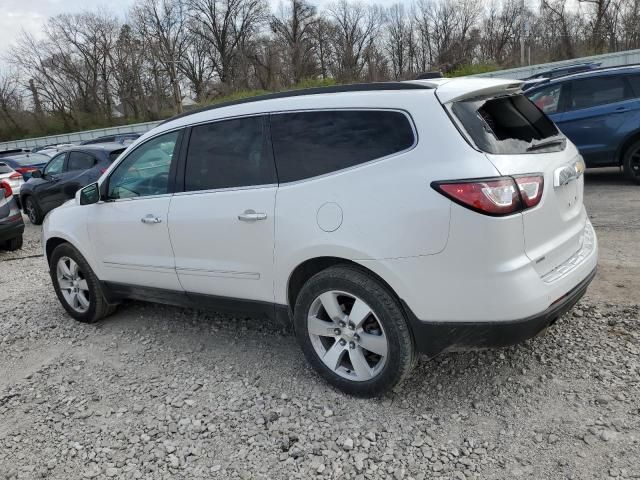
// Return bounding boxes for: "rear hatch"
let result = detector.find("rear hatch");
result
[438,81,587,277]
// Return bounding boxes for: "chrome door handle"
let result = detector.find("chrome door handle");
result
[238,209,267,222]
[141,214,162,224]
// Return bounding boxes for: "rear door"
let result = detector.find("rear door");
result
[56,150,99,205]
[447,92,587,278]
[556,75,635,166]
[167,115,278,304]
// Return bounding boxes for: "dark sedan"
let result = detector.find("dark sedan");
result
[0,151,50,180]
[20,143,126,225]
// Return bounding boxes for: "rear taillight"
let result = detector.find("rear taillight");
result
[1,180,12,198]
[432,175,544,216]
[9,172,22,180]
[15,167,37,175]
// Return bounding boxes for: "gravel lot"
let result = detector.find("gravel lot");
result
[0,168,638,480]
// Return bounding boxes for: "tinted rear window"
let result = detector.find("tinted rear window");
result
[271,110,415,183]
[0,163,12,174]
[5,154,50,166]
[452,94,562,154]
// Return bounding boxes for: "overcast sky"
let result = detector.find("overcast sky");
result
[0,0,401,65]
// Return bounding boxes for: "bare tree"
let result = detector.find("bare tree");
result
[271,0,317,84]
[188,0,268,88]
[133,0,190,113]
[328,0,382,82]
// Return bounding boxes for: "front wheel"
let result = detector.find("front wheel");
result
[294,265,415,397]
[50,243,116,323]
[622,139,640,184]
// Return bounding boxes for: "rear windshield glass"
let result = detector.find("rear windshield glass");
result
[451,94,563,154]
[7,154,50,166]
[0,163,13,174]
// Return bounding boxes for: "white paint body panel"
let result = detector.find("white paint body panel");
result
[42,79,598,328]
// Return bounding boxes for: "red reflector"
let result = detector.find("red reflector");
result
[1,180,12,198]
[432,174,544,216]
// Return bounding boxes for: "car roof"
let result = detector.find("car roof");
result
[69,143,128,153]
[528,64,640,90]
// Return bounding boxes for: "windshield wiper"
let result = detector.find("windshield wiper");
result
[526,138,566,152]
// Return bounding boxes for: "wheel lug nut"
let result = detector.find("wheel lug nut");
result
[333,328,341,335]
[339,321,346,328]
[353,334,360,340]
[349,341,355,349]
[348,322,355,330]
[339,339,346,346]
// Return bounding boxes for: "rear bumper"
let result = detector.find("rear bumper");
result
[0,214,25,242]
[405,267,596,355]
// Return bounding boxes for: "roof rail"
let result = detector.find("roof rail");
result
[160,82,433,126]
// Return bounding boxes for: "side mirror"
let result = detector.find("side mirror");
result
[79,183,100,205]
[31,170,42,179]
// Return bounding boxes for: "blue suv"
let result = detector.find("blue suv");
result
[526,66,640,183]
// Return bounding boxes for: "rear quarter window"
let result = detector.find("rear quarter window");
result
[451,94,562,154]
[0,163,13,174]
[271,110,415,183]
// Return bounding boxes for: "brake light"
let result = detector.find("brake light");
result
[9,172,22,180]
[1,180,12,198]
[15,167,37,175]
[432,175,544,216]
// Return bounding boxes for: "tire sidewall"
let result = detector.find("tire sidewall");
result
[50,244,102,323]
[25,197,42,225]
[623,140,640,184]
[294,267,413,396]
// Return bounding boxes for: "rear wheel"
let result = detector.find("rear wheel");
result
[24,196,43,225]
[4,235,23,251]
[622,139,640,184]
[50,243,116,323]
[294,265,415,396]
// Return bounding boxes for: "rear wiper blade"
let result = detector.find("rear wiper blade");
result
[526,138,566,152]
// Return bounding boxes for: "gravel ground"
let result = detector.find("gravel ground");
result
[0,168,638,480]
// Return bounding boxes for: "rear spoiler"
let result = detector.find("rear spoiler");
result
[406,78,524,103]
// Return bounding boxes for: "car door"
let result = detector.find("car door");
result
[36,152,67,211]
[55,150,99,206]
[85,129,184,291]
[555,75,635,166]
[167,115,278,305]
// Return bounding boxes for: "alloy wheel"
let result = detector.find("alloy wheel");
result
[56,256,90,313]
[307,290,388,382]
[630,147,640,177]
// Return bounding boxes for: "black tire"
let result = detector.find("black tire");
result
[4,235,23,251]
[622,139,640,184]
[293,265,415,397]
[24,196,43,225]
[49,242,117,323]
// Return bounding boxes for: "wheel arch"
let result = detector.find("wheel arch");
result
[287,256,404,316]
[617,130,640,165]
[45,237,69,266]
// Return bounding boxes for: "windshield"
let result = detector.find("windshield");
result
[451,94,564,154]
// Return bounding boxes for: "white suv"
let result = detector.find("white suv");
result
[43,79,598,396]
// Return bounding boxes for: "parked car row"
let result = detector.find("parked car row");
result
[0,177,24,251]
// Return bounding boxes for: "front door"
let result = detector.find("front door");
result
[86,130,183,291]
[168,115,278,304]
[35,152,67,212]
